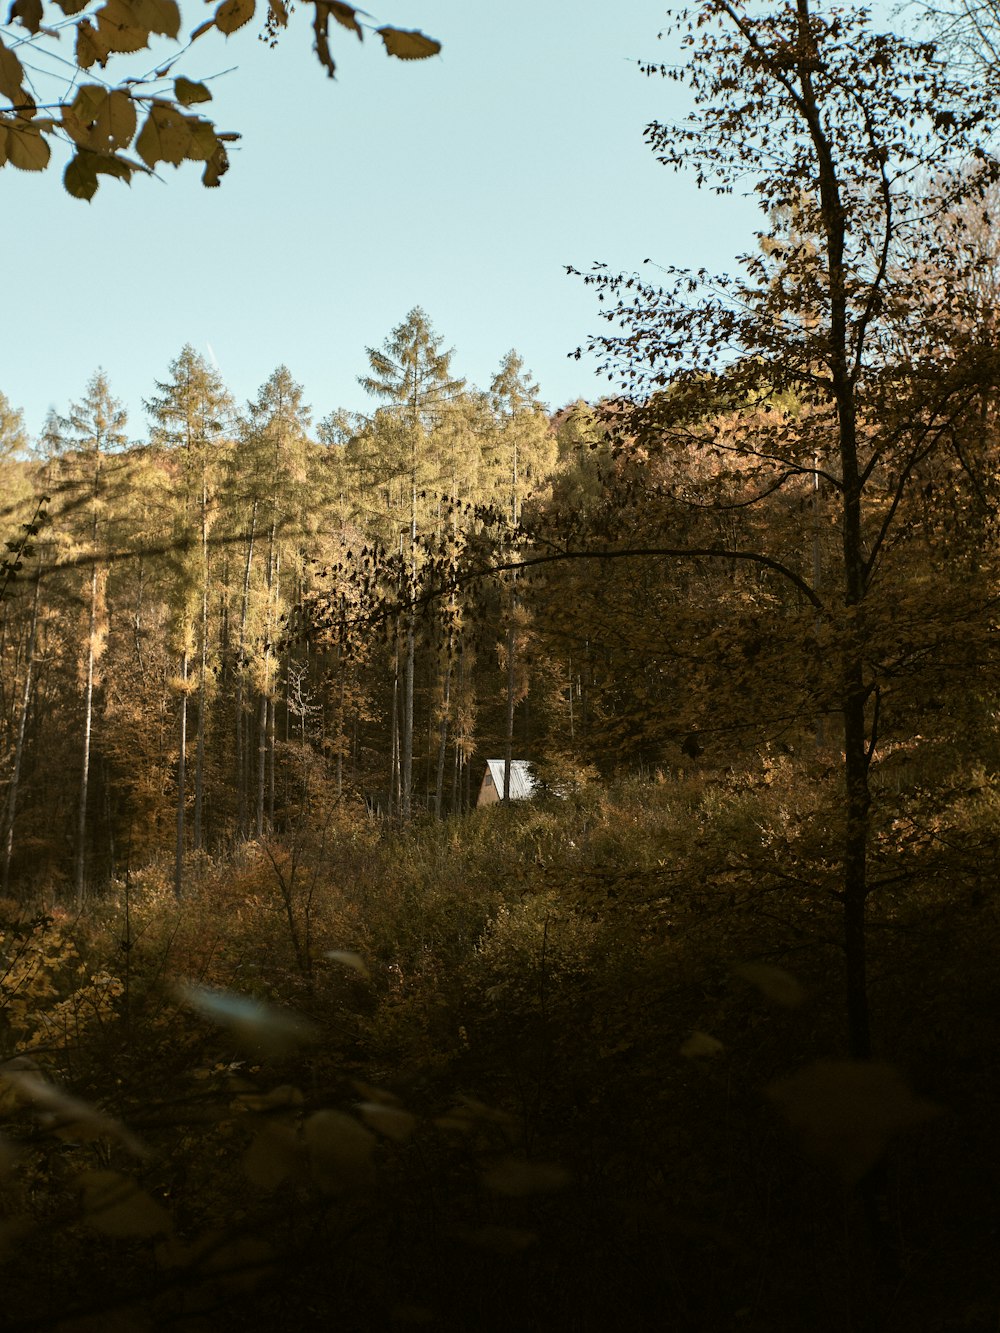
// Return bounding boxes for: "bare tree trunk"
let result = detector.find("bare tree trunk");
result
[256,689,267,839]
[503,618,515,804]
[235,502,257,839]
[174,651,188,900]
[76,536,99,907]
[435,655,452,819]
[194,484,209,851]
[2,565,41,896]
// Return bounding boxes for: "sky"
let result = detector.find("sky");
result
[2,0,765,442]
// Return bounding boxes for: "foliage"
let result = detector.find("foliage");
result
[0,0,441,198]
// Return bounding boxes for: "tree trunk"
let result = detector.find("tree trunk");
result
[2,565,41,897]
[174,650,188,900]
[75,533,99,907]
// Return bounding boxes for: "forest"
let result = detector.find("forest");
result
[3,1,1000,1330]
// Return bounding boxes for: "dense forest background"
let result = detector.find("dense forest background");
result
[4,1,1000,1330]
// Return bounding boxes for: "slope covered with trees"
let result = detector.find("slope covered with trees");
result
[3,2,1000,1329]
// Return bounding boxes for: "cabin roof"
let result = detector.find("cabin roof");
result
[482,759,536,801]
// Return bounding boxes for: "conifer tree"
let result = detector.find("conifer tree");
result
[359,309,465,817]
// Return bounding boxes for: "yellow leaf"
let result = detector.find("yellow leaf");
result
[215,0,255,35]
[733,961,805,1007]
[267,0,288,26]
[376,27,441,60]
[52,0,89,12]
[64,152,99,200]
[94,0,151,55]
[766,1061,940,1184]
[175,76,212,106]
[0,124,7,167]
[202,144,228,185]
[76,19,111,68]
[77,1171,171,1238]
[680,1030,725,1058]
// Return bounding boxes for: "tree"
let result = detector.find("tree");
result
[565,0,1000,1064]
[359,307,465,817]
[146,345,233,886]
[48,369,128,902]
[0,1,441,199]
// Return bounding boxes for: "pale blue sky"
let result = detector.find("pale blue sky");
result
[3,1,761,441]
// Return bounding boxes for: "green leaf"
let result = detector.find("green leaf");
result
[175,76,212,106]
[377,27,441,60]
[215,0,255,35]
[733,961,805,1007]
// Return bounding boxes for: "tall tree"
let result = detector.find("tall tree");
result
[50,370,128,902]
[570,0,1000,1063]
[359,308,465,817]
[146,345,233,867]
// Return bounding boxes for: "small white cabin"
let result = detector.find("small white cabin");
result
[477,759,537,807]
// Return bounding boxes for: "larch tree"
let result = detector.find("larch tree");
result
[49,370,128,903]
[146,344,233,884]
[359,308,465,818]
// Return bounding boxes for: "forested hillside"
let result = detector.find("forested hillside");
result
[4,0,1000,1329]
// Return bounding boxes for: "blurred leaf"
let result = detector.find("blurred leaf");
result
[76,1170,171,1238]
[377,26,440,60]
[175,981,319,1055]
[242,1123,300,1189]
[357,1101,416,1141]
[460,1225,538,1254]
[733,961,805,1007]
[766,1060,940,1184]
[0,1068,145,1154]
[215,0,254,35]
[304,1110,375,1192]
[326,948,370,979]
[680,1030,725,1058]
[174,76,212,105]
[482,1158,571,1196]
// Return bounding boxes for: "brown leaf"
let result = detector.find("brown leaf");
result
[7,0,42,34]
[376,27,441,61]
[0,41,25,101]
[215,0,254,35]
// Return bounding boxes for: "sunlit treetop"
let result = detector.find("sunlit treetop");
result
[0,0,440,199]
